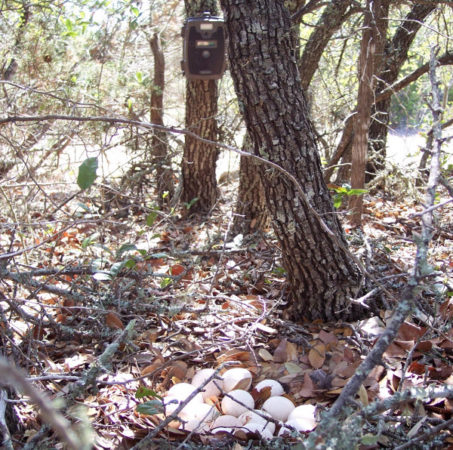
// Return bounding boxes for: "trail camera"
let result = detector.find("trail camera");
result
[182,12,226,80]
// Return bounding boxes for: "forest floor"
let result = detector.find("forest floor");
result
[0,161,452,449]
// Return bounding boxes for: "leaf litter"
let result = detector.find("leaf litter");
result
[0,179,452,449]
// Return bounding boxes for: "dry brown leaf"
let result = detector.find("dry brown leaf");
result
[105,311,124,330]
[397,322,427,341]
[216,349,252,364]
[273,338,288,363]
[308,343,326,369]
[286,341,299,361]
[319,330,339,346]
[358,384,369,406]
[299,372,316,398]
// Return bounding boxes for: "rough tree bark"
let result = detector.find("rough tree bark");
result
[366,2,436,181]
[328,2,437,185]
[181,0,220,215]
[348,0,382,225]
[150,33,174,207]
[232,133,268,236]
[221,0,369,322]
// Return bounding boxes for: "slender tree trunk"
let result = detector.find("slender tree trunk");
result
[299,0,355,90]
[221,0,369,322]
[326,2,436,185]
[348,0,379,226]
[232,133,268,236]
[365,3,436,181]
[181,0,220,215]
[150,33,174,207]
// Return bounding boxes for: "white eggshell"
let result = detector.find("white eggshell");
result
[238,409,276,434]
[167,383,204,404]
[210,415,241,434]
[211,415,241,428]
[162,396,181,416]
[278,417,316,435]
[221,389,255,417]
[262,396,295,422]
[191,368,223,399]
[188,402,219,422]
[288,404,316,424]
[254,379,284,397]
[180,418,210,433]
[234,422,274,439]
[222,368,252,392]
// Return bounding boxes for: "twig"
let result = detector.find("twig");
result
[0,389,13,450]
[66,319,136,401]
[0,357,85,450]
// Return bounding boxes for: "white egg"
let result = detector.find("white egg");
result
[162,396,181,416]
[234,422,274,439]
[222,368,253,392]
[210,415,241,434]
[278,417,316,435]
[238,409,276,434]
[288,404,317,424]
[180,418,210,433]
[167,383,204,404]
[262,396,295,422]
[191,368,223,400]
[221,389,255,417]
[211,415,241,428]
[254,379,284,397]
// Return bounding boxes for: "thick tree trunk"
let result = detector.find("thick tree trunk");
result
[232,133,268,236]
[221,0,369,322]
[181,0,220,215]
[150,33,174,207]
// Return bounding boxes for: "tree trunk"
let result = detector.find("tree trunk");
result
[181,0,220,215]
[299,0,355,90]
[348,0,379,226]
[150,33,174,207]
[366,3,436,181]
[232,133,268,236]
[221,0,369,322]
[326,2,436,185]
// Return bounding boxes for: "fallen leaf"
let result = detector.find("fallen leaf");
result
[273,339,288,363]
[258,348,274,362]
[105,311,124,330]
[308,343,326,369]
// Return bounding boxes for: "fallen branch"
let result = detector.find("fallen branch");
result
[0,357,85,450]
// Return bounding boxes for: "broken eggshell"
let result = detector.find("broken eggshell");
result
[221,368,253,392]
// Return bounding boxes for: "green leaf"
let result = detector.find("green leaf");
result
[81,233,99,249]
[135,387,161,399]
[160,277,172,289]
[347,188,368,196]
[77,157,98,190]
[116,243,137,258]
[135,71,143,83]
[146,211,158,227]
[110,261,126,277]
[361,434,379,445]
[333,196,342,209]
[136,400,163,416]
